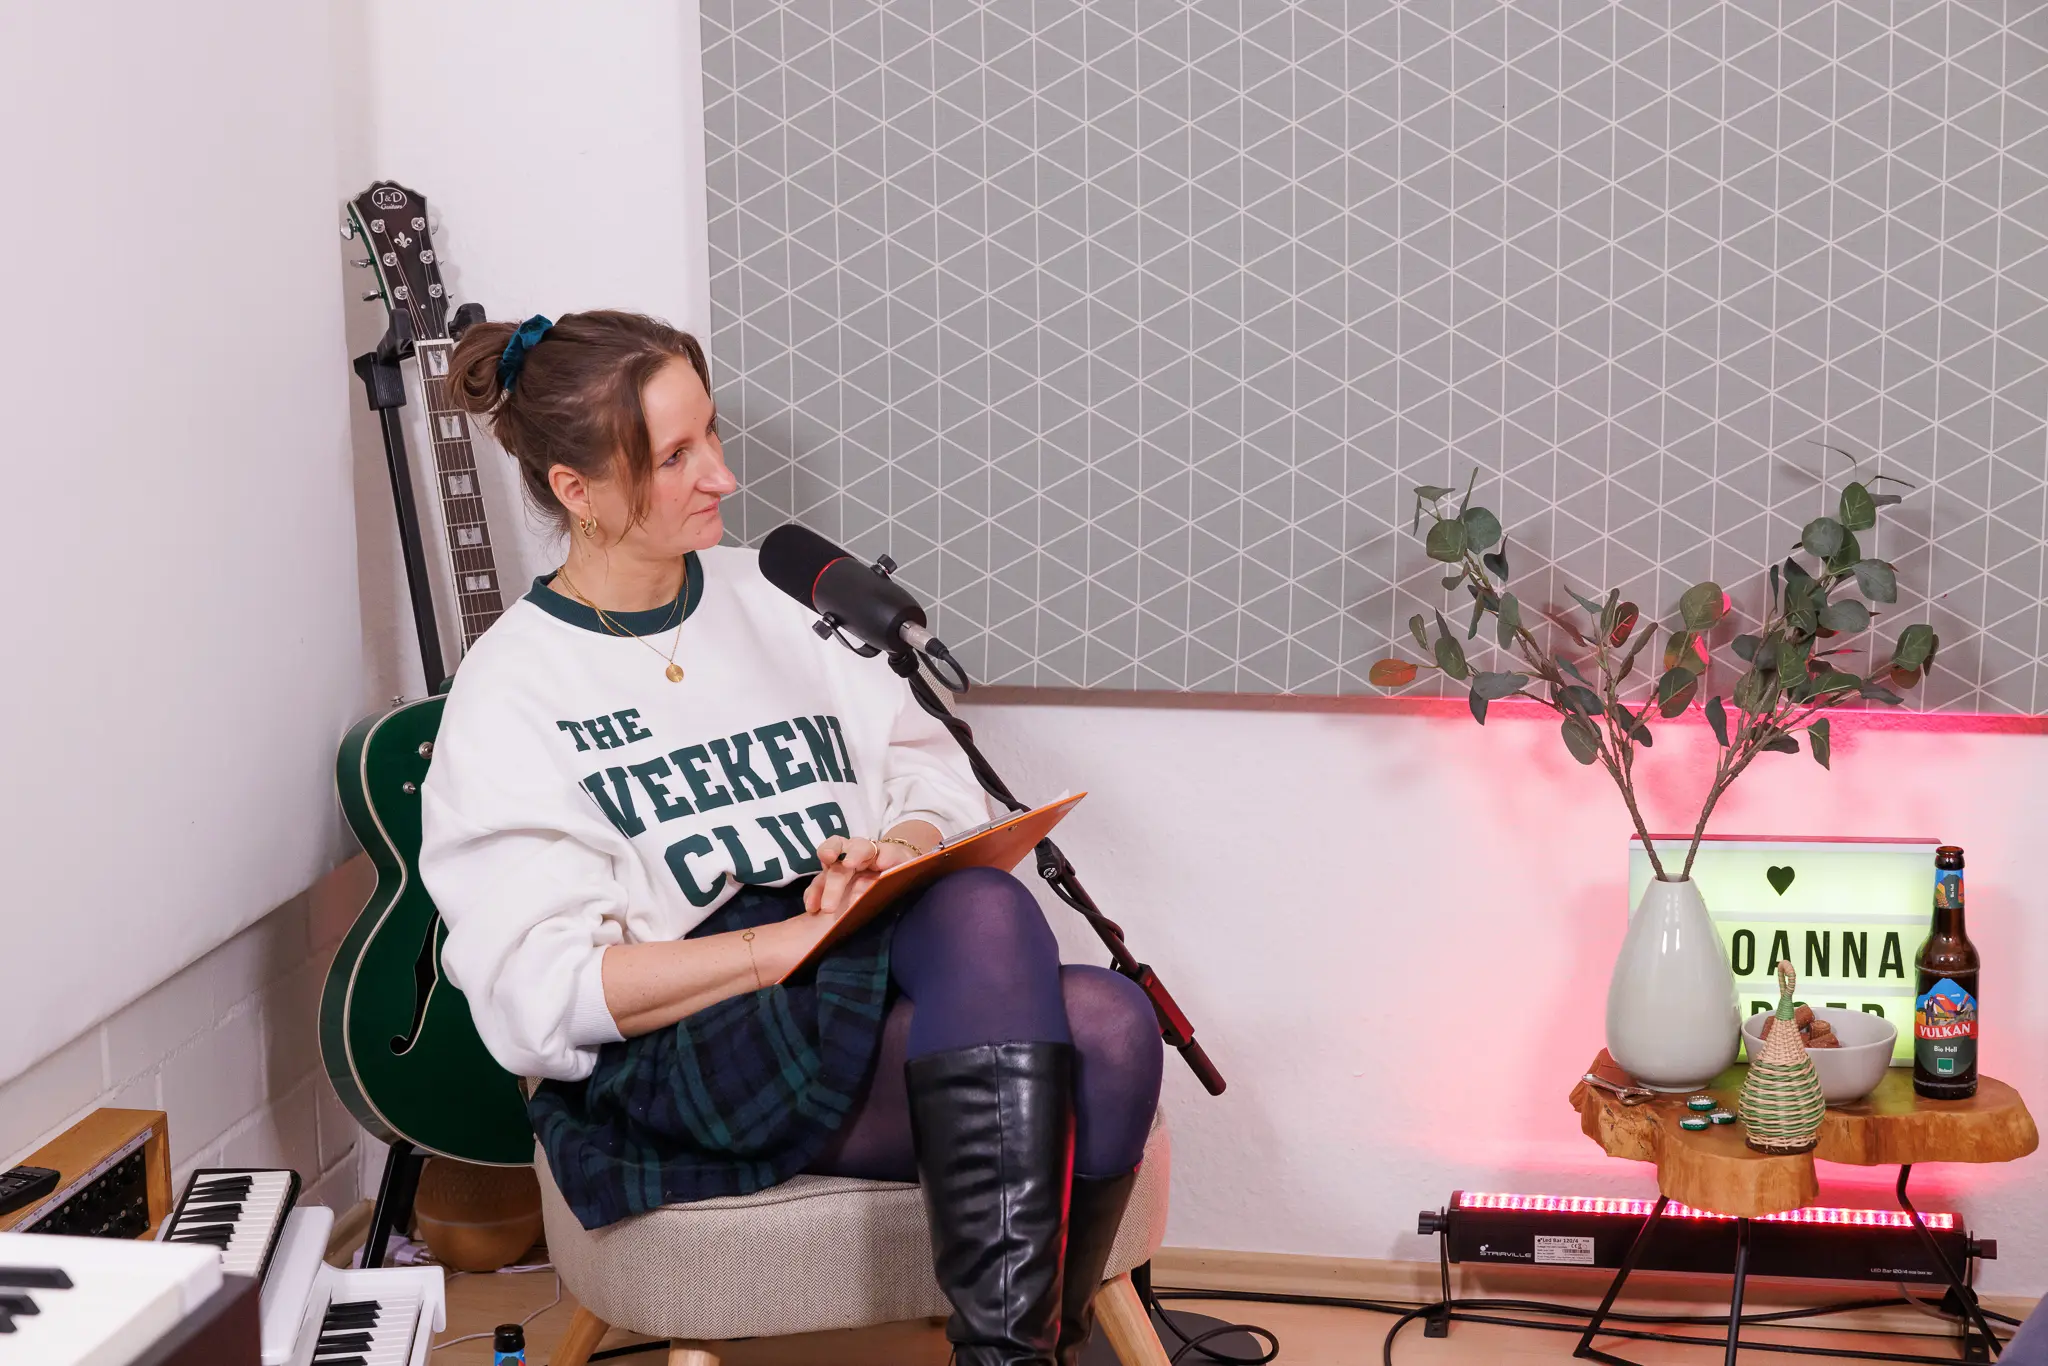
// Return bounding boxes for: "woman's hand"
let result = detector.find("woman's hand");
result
[803,833,924,916]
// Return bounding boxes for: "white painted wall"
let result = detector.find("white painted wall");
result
[0,0,365,1085]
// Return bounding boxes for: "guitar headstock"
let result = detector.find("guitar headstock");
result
[346,181,450,341]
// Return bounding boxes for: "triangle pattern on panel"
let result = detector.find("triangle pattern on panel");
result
[700,0,2048,711]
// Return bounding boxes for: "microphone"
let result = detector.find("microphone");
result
[759,523,951,665]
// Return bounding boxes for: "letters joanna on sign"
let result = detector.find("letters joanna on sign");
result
[1628,837,1941,1066]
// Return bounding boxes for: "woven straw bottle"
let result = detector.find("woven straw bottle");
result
[1739,961,1828,1154]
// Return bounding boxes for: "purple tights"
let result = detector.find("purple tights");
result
[808,866,1164,1180]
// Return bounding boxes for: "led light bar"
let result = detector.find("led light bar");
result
[1458,1192,1957,1231]
[1421,1190,1990,1285]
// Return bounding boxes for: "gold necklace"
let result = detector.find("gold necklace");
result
[556,562,689,682]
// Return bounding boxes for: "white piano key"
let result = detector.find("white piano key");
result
[0,1231,222,1366]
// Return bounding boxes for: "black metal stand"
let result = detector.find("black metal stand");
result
[360,1140,427,1270]
[884,648,1226,1096]
[1570,1171,2003,1364]
[353,312,448,696]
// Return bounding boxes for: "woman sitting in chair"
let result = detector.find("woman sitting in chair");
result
[419,310,1164,1366]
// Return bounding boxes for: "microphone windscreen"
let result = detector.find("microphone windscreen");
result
[759,523,851,609]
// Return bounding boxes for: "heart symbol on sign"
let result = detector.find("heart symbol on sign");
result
[1766,865,1796,896]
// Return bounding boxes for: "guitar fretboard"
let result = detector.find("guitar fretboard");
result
[416,340,505,650]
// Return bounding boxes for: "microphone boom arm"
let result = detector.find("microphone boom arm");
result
[883,647,1227,1096]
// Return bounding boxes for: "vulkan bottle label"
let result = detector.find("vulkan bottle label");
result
[1915,977,1978,1077]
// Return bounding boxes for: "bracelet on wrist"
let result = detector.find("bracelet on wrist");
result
[876,835,929,858]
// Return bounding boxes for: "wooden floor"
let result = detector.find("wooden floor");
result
[428,1267,1990,1363]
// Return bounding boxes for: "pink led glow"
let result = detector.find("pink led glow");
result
[1456,1192,1955,1230]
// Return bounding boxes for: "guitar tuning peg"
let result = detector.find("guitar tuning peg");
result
[362,291,383,302]
[351,258,373,268]
[341,219,357,240]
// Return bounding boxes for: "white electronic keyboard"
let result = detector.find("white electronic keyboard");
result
[0,1230,223,1366]
[263,1208,440,1366]
[157,1169,299,1282]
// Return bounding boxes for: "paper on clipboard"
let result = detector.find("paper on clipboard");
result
[779,792,1086,982]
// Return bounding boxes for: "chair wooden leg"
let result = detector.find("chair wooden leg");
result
[551,1306,611,1366]
[667,1345,720,1366]
[1095,1272,1172,1366]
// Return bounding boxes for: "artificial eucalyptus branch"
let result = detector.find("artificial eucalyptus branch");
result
[1370,459,1939,883]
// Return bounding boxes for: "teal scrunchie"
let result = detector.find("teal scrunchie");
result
[497,314,554,391]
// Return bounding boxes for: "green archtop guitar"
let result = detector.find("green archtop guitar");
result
[319,182,530,1164]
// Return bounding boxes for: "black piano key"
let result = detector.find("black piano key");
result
[0,1310,13,1334]
[186,1184,253,1201]
[322,1307,380,1326]
[168,1230,233,1248]
[316,1331,374,1350]
[0,1293,34,1315]
[325,1299,380,1316]
[176,1201,244,1219]
[309,1357,366,1366]
[0,1267,71,1289]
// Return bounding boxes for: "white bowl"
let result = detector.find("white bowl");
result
[1741,1007,1898,1104]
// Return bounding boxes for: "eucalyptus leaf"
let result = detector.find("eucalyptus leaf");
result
[1776,636,1812,678]
[1664,631,1702,675]
[1369,658,1418,687]
[1852,559,1898,604]
[1469,688,1489,724]
[1871,493,1904,508]
[1483,544,1511,580]
[1768,562,1781,610]
[1732,633,1761,662]
[1567,585,1605,618]
[1496,592,1521,648]
[1829,527,1862,570]
[1435,634,1470,680]
[1890,664,1921,689]
[1783,555,1814,585]
[1840,481,1877,531]
[1733,666,1771,714]
[1560,715,1602,765]
[1893,623,1936,670]
[1819,599,1871,633]
[1434,609,1454,642]
[1426,517,1469,563]
[1558,683,1605,715]
[1705,695,1730,746]
[1442,572,1466,590]
[1411,485,1454,531]
[1555,653,1591,684]
[1473,670,1530,700]
[1809,717,1832,769]
[1608,601,1639,645]
[1861,681,1904,704]
[1678,581,1727,630]
[1761,734,1801,754]
[1813,669,1861,695]
[1607,700,1652,744]
[1801,516,1846,560]
[1461,505,1502,550]
[1467,595,1485,639]
[1409,613,1430,651]
[1600,588,1621,635]
[1656,668,1698,717]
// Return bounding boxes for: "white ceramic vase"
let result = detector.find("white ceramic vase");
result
[1605,877,1740,1092]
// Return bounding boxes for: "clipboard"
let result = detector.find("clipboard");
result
[780,793,1086,981]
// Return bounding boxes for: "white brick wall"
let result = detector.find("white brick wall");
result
[0,856,379,1217]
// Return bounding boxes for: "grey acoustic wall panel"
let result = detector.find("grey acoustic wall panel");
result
[702,1,2048,711]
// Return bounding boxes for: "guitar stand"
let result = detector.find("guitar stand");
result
[361,1140,427,1270]
[884,648,1226,1096]
[1571,1167,2004,1365]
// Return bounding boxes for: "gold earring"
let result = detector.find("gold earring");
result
[579,516,599,538]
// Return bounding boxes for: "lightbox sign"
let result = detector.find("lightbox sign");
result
[1627,837,1940,1066]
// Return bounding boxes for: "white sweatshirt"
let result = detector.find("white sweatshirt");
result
[418,546,989,1082]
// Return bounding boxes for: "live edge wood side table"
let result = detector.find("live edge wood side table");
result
[1569,1050,2039,1365]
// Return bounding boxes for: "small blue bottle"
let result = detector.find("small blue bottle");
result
[494,1324,526,1364]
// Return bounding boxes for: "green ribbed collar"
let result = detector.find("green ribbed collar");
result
[525,552,704,636]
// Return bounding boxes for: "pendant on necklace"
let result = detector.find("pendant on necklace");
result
[666,663,685,683]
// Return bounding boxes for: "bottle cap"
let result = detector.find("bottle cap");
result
[1709,1110,1737,1125]
[495,1324,526,1352]
[1679,1115,1710,1130]
[1686,1095,1715,1111]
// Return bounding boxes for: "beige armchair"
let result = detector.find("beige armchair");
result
[544,1111,1176,1366]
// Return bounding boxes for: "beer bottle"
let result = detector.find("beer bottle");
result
[1913,846,1979,1099]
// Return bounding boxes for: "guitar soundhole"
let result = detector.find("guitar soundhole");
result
[389,918,441,1055]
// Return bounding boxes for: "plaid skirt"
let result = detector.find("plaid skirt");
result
[529,881,894,1230]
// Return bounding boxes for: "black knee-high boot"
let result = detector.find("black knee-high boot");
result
[1054,1170,1139,1365]
[908,1042,1075,1366]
